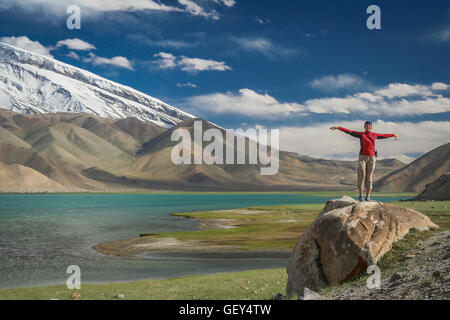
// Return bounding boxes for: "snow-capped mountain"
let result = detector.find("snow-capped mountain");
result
[0,41,194,128]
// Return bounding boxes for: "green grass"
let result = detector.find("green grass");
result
[144,197,425,251]
[2,228,441,300]
[155,204,322,251]
[0,269,288,300]
[245,203,325,213]
[1,197,447,300]
[285,191,416,198]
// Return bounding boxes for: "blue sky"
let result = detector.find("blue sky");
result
[0,0,449,162]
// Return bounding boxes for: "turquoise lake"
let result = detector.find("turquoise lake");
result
[0,193,409,289]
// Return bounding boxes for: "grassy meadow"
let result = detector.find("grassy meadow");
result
[0,192,447,300]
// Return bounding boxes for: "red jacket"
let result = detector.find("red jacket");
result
[338,127,395,156]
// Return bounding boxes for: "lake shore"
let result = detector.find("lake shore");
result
[1,218,447,300]
[1,199,447,299]
[3,193,340,289]
[92,195,427,258]
[92,205,323,257]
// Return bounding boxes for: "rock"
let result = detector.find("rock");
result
[432,271,441,279]
[71,292,81,299]
[271,293,283,300]
[389,272,403,283]
[285,196,438,297]
[298,287,323,300]
[319,196,357,215]
[389,281,401,288]
[115,293,124,299]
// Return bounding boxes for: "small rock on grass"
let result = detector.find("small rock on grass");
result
[389,272,403,283]
[271,293,283,300]
[71,292,81,300]
[432,271,441,279]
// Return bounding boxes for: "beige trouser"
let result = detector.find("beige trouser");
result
[358,155,376,191]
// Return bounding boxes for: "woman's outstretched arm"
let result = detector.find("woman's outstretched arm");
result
[330,126,363,138]
[375,133,399,140]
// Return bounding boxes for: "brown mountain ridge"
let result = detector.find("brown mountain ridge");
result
[374,142,450,192]
[0,109,409,192]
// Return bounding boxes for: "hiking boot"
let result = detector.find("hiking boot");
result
[359,196,365,202]
[365,195,371,202]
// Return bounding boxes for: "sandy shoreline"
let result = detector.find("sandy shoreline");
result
[92,209,295,258]
[93,235,293,259]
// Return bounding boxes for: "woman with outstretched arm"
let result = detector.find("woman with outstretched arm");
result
[330,121,398,202]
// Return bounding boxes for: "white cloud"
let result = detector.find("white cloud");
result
[177,82,198,88]
[80,0,181,12]
[432,82,449,91]
[309,74,367,92]
[184,88,304,116]
[178,0,219,20]
[184,82,450,118]
[153,52,177,69]
[427,27,450,43]
[67,51,80,60]
[354,92,382,103]
[303,82,450,116]
[278,120,450,162]
[56,38,96,51]
[375,83,434,98]
[83,52,133,70]
[231,37,297,57]
[179,56,231,71]
[303,33,317,38]
[213,0,236,7]
[0,36,53,57]
[149,39,195,48]
[153,51,231,71]
[0,0,182,14]
[255,17,270,24]
[0,0,229,19]
[128,34,197,49]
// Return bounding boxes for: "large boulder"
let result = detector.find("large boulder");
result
[286,196,438,297]
[412,172,450,201]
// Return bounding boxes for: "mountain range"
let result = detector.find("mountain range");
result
[0,109,408,192]
[374,142,450,192]
[0,40,446,193]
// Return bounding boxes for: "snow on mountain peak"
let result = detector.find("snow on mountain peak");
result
[0,41,195,128]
